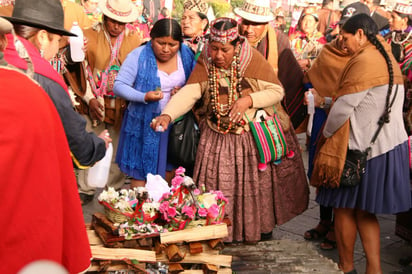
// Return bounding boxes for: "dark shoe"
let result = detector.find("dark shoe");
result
[344,269,357,274]
[79,193,94,206]
[304,220,331,241]
[320,228,337,250]
[260,231,273,241]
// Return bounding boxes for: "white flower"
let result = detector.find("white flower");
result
[199,193,217,209]
[114,200,132,212]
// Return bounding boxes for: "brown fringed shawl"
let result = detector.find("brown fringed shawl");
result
[306,38,352,98]
[310,36,404,188]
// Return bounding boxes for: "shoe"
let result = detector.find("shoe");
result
[344,269,357,274]
[261,231,273,241]
[79,193,94,206]
[304,220,331,241]
[320,228,337,250]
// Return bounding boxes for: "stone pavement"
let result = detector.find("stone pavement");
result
[82,134,412,273]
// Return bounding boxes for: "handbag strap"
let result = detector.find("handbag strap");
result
[368,84,399,150]
[245,106,277,123]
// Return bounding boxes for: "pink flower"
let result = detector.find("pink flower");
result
[193,188,201,195]
[198,208,208,217]
[159,201,169,212]
[182,205,195,219]
[175,166,186,176]
[171,175,184,189]
[207,204,220,219]
[161,192,171,200]
[167,207,177,218]
[213,190,228,204]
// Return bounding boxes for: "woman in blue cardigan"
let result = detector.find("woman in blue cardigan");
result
[114,18,195,188]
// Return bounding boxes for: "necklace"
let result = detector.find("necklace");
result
[391,29,412,45]
[208,48,242,134]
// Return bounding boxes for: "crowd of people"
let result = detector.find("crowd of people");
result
[1,0,412,273]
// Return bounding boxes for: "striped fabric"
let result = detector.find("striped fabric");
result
[248,114,288,164]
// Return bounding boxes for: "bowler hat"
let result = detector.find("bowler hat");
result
[3,0,75,36]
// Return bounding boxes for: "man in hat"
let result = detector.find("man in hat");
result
[0,15,91,274]
[361,0,389,33]
[235,0,307,131]
[317,0,340,35]
[76,0,142,203]
[181,0,209,54]
[3,0,109,172]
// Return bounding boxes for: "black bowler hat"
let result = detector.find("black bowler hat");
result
[2,0,76,36]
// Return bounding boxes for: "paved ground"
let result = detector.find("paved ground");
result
[82,134,412,273]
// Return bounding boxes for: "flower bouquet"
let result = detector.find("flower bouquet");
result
[158,167,228,231]
[98,187,160,226]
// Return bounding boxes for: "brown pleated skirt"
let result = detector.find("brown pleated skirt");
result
[193,121,309,242]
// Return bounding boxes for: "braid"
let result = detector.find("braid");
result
[368,33,394,125]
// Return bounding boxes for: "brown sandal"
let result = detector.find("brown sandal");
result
[320,227,337,250]
[304,220,331,241]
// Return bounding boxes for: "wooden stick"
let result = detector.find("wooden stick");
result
[160,224,228,244]
[90,246,156,262]
[165,244,185,262]
[189,242,203,254]
[207,239,224,251]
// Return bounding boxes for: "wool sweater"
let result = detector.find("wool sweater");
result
[323,84,407,159]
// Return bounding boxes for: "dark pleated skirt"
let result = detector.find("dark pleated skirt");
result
[316,141,412,214]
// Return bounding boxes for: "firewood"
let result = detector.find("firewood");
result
[154,238,165,254]
[160,224,228,244]
[189,242,203,254]
[168,263,184,273]
[202,264,219,274]
[207,239,224,251]
[165,244,185,262]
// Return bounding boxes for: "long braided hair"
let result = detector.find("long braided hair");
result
[342,13,395,126]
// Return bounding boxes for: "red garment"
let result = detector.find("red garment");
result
[0,67,91,273]
[3,33,69,94]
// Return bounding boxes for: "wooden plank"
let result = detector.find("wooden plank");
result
[90,246,156,262]
[88,261,146,272]
[160,224,228,244]
[87,229,103,246]
[156,253,232,267]
[180,269,232,274]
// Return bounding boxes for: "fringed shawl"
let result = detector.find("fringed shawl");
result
[310,37,403,188]
[306,38,352,98]
[121,42,194,177]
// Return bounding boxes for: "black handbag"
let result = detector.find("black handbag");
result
[168,111,200,171]
[340,85,399,187]
[340,149,369,187]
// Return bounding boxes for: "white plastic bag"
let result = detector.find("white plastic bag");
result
[88,143,113,188]
[146,173,170,202]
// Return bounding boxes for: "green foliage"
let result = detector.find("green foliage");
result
[172,0,184,20]
[209,0,232,18]
[230,0,244,9]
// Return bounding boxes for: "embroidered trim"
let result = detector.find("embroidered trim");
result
[106,1,132,17]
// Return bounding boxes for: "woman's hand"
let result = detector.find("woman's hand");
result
[304,88,323,107]
[298,58,310,71]
[97,129,112,148]
[229,96,252,124]
[145,90,164,102]
[89,98,104,121]
[171,86,180,96]
[150,114,172,132]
